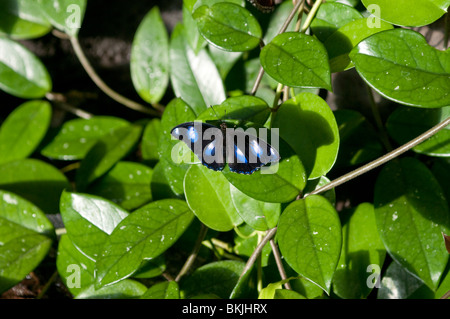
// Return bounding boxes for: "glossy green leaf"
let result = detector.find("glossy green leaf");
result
[0,37,52,98]
[223,136,306,203]
[432,158,450,203]
[350,29,450,108]
[230,184,280,231]
[378,261,434,299]
[56,234,96,296]
[151,157,186,199]
[303,176,336,206]
[374,157,450,289]
[0,0,51,39]
[386,106,450,157]
[435,264,450,299]
[183,4,207,53]
[185,164,242,231]
[60,191,129,261]
[0,100,51,165]
[158,98,197,196]
[263,1,297,44]
[37,0,86,36]
[87,161,153,211]
[141,118,161,164]
[0,158,71,214]
[272,93,340,179]
[57,235,148,299]
[333,203,386,299]
[310,2,363,42]
[260,32,331,90]
[41,116,130,160]
[277,195,342,294]
[131,7,169,104]
[181,260,245,298]
[0,190,54,237]
[140,281,180,299]
[334,109,384,168]
[169,23,226,115]
[196,95,270,125]
[0,218,52,293]
[324,17,393,73]
[76,124,143,190]
[362,0,450,27]
[193,3,262,52]
[95,199,194,288]
[192,0,245,11]
[133,256,166,279]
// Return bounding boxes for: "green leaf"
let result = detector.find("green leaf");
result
[258,277,299,299]
[76,124,143,190]
[350,29,450,108]
[185,164,242,231]
[181,260,245,298]
[158,98,197,196]
[60,191,129,261]
[324,17,393,73]
[196,95,270,125]
[0,100,51,165]
[151,158,185,199]
[95,199,194,288]
[361,0,450,27]
[303,176,336,206]
[141,118,161,164]
[0,190,54,237]
[0,158,71,214]
[260,32,331,90]
[87,161,153,211]
[41,116,130,160]
[432,159,450,204]
[386,106,450,157]
[374,157,450,289]
[263,1,297,44]
[272,93,340,179]
[183,4,207,53]
[140,281,180,299]
[277,195,342,294]
[230,184,280,231]
[0,37,52,98]
[273,289,306,299]
[37,0,86,36]
[131,7,169,104]
[56,234,96,296]
[310,2,363,43]
[57,234,147,299]
[378,260,434,299]
[0,0,51,39]
[223,136,306,203]
[334,109,384,168]
[333,203,386,299]
[169,23,226,115]
[193,3,262,52]
[0,218,52,293]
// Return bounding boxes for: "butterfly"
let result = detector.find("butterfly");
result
[246,0,276,13]
[171,121,280,175]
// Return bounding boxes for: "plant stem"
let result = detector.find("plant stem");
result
[238,227,277,282]
[300,0,323,33]
[36,270,59,299]
[306,116,450,197]
[46,92,93,119]
[251,0,305,95]
[270,239,292,290]
[69,36,162,116]
[175,224,208,282]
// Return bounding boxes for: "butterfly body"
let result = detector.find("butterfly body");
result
[171,121,280,175]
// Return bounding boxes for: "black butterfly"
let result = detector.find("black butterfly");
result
[246,0,276,13]
[171,121,280,175]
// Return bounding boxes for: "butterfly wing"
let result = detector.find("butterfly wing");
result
[171,122,226,171]
[226,129,280,174]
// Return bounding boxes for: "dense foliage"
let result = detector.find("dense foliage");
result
[0,0,449,299]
